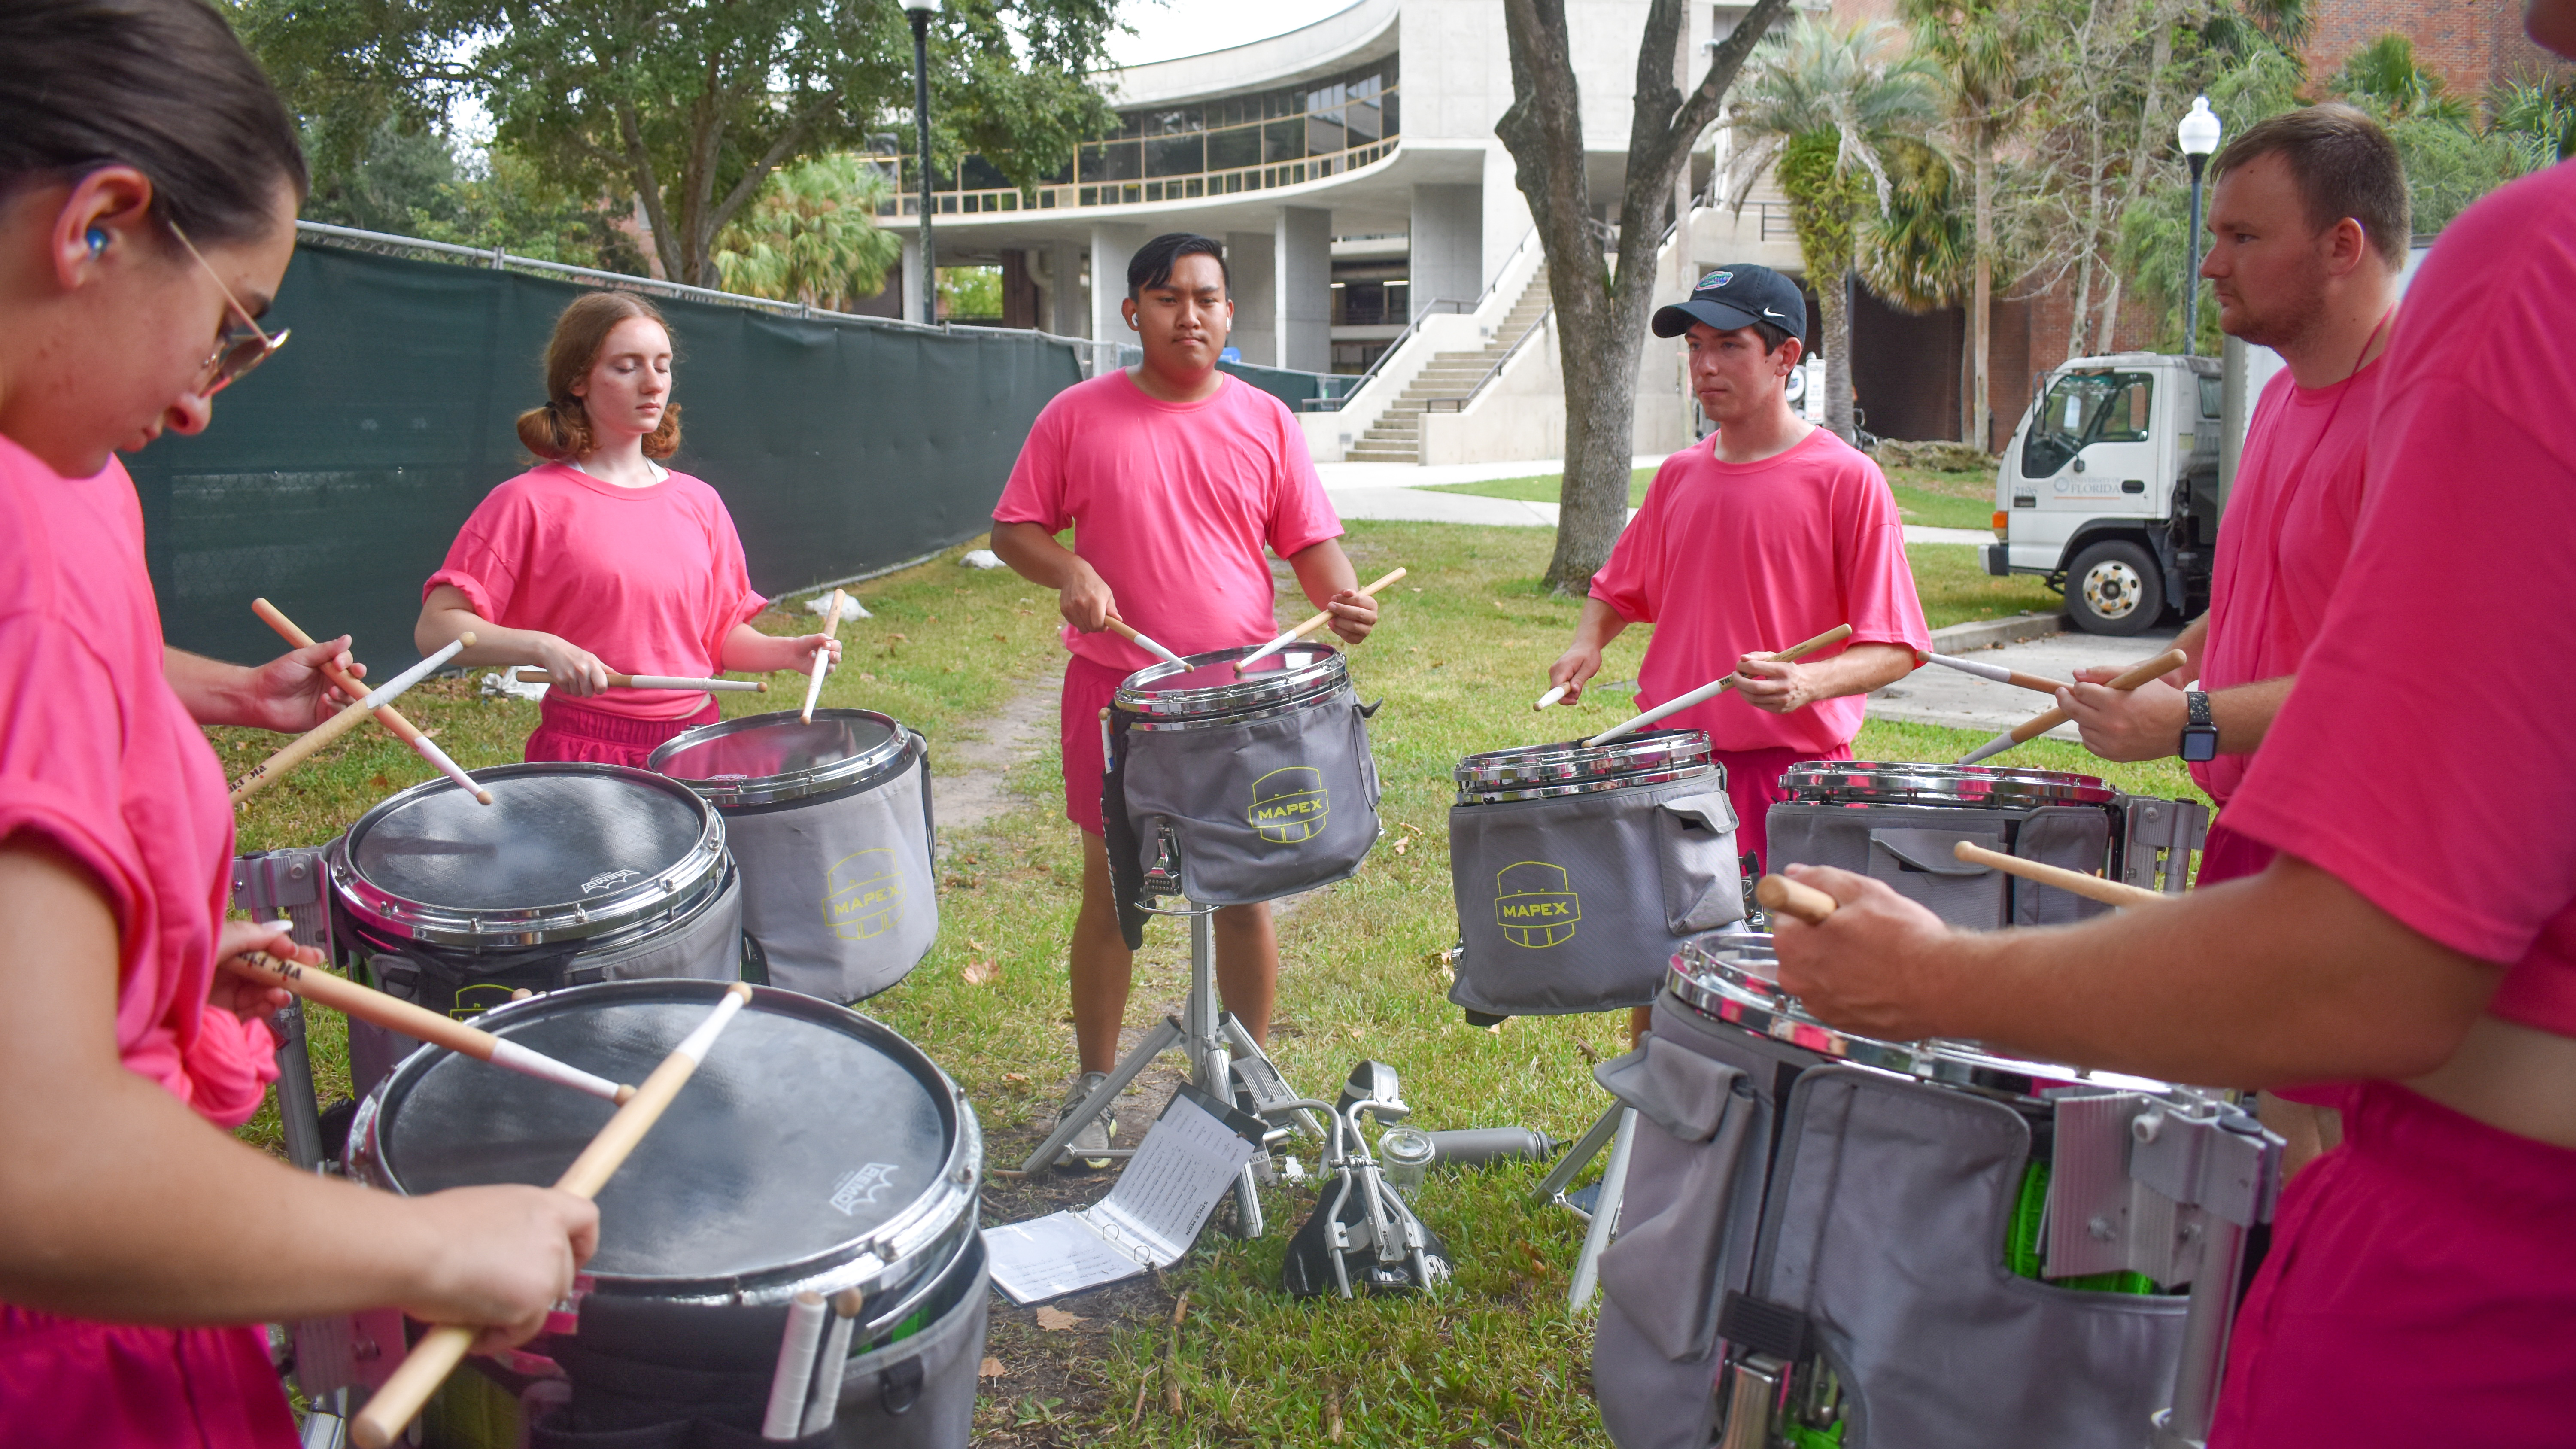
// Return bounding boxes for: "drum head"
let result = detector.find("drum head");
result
[371,983,963,1293]
[1114,643,1346,728]
[337,764,725,945]
[1780,760,2117,809]
[1454,728,1714,804]
[649,710,911,807]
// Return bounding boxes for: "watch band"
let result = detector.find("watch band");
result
[2186,690,2213,727]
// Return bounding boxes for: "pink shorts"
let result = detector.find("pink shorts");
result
[2211,1081,2576,1444]
[0,1308,298,1448]
[1060,655,1128,836]
[1717,742,1853,873]
[525,693,717,770]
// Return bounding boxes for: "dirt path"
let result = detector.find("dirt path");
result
[931,660,1064,848]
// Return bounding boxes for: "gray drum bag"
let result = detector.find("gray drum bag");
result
[1766,801,2117,930]
[1446,780,1744,1016]
[1588,993,2186,1449]
[719,745,937,1004]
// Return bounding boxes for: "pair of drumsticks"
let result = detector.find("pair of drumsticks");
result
[1097,568,1413,674]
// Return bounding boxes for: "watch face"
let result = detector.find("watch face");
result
[2181,726,2219,763]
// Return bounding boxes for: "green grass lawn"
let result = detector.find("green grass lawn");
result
[1420,468,1656,509]
[218,519,2148,1447]
[1883,463,2001,532]
[1908,543,2066,629]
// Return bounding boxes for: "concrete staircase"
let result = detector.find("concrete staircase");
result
[1344,273,1554,463]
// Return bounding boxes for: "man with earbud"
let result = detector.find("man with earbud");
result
[1549,265,1929,1039]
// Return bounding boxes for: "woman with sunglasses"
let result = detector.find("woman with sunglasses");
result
[0,3,599,1443]
[413,292,842,767]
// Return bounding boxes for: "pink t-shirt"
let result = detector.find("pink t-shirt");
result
[993,371,1342,674]
[2223,160,2576,1038]
[1590,428,1932,753]
[0,436,276,1127]
[2190,358,2382,802]
[426,463,767,720]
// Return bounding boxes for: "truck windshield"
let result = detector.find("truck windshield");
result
[2023,371,2153,478]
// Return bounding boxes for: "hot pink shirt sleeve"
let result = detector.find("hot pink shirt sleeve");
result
[424,478,537,619]
[993,400,1074,532]
[1834,460,1933,652]
[1260,394,1342,559]
[703,492,767,652]
[1588,457,1683,624]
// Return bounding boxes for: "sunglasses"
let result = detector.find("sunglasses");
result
[166,221,289,396]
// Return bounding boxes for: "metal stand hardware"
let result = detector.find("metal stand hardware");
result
[1528,1100,1637,1310]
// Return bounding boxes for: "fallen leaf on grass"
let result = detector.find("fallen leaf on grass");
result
[1034,1306,1084,1331]
[979,1357,1006,1379]
[962,958,997,986]
[1392,837,1410,855]
[969,937,988,951]
[1002,1072,1029,1084]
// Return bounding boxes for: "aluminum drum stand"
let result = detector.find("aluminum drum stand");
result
[1014,891,1317,1239]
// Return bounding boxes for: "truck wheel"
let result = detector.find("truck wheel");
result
[2067,540,2164,636]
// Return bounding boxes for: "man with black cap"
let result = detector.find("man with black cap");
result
[1548,263,1929,901]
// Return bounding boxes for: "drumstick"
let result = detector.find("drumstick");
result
[230,635,471,804]
[1950,841,2171,909]
[801,590,847,724]
[1586,624,1853,746]
[799,1288,865,1435]
[764,1292,830,1439]
[1915,649,2072,696]
[220,945,633,1105]
[1955,647,2190,766]
[513,668,768,693]
[1233,567,1407,673]
[254,599,492,806]
[1534,683,1570,711]
[350,982,757,1449]
[1755,874,1838,924]
[1103,618,1189,670]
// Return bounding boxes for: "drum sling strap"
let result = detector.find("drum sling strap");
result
[1100,712,1153,951]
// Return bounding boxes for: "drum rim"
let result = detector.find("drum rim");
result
[1453,728,1713,791]
[346,980,981,1306]
[1666,937,2169,1099]
[646,708,916,807]
[1780,759,2118,808]
[1455,759,1716,805]
[1112,642,1347,723]
[336,763,729,947]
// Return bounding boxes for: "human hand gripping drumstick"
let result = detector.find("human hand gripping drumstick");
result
[801,590,847,724]
[1234,567,1407,673]
[350,982,757,1449]
[1948,841,2172,909]
[1586,624,1853,746]
[1955,647,2190,765]
[1103,617,1189,670]
[220,944,633,1104]
[254,599,493,805]
[514,668,768,694]
[230,634,473,804]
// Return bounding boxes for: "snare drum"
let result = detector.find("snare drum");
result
[1105,643,1380,910]
[332,763,743,1093]
[650,709,936,1003]
[1764,760,2207,930]
[349,979,986,1446]
[1446,731,1744,1017]
[1587,936,2193,1449]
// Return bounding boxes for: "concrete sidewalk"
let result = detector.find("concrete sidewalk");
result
[1327,483,1995,546]
[1315,455,1669,491]
[1866,625,2183,741]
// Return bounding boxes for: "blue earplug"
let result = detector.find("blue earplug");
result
[86,228,108,256]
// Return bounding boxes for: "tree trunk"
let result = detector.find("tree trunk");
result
[1971,128,1992,449]
[2100,1,2174,347]
[1821,272,1854,442]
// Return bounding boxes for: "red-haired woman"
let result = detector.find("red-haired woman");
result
[0,2,597,1442]
[416,292,838,766]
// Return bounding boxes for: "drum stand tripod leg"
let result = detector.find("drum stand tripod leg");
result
[1530,1100,1627,1210]
[1566,1107,1637,1311]
[1015,1018,1183,1175]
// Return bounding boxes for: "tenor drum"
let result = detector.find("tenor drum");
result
[1445,730,1745,1017]
[348,979,987,1448]
[1763,760,2206,930]
[649,709,936,1003]
[332,763,743,1095]
[1104,643,1381,911]
[1587,936,2196,1449]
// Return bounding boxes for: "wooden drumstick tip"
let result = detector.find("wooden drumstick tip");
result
[831,1287,865,1318]
[1755,873,1838,924]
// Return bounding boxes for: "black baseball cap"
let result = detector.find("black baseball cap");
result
[1651,264,1807,341]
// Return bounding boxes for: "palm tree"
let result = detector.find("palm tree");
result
[713,155,904,311]
[1723,16,1938,443]
[1863,136,1971,314]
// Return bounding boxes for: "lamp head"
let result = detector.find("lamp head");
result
[903,0,939,13]
[2177,95,2222,158]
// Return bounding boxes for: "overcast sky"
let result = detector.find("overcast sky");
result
[1106,0,1367,67]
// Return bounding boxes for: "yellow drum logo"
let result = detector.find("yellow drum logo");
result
[1248,766,1329,843]
[826,848,905,941]
[1495,861,1580,948]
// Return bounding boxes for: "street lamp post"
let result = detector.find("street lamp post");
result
[905,0,939,324]
[2177,94,2223,357]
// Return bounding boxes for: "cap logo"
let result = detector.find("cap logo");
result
[1698,270,1734,291]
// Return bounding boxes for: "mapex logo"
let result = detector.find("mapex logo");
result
[581,869,638,893]
[829,1163,900,1215]
[1248,766,1328,843]
[1495,860,1580,948]
[1698,269,1734,291]
[826,848,904,942]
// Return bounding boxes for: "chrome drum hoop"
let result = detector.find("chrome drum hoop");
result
[346,980,981,1320]
[1668,936,2169,1102]
[1453,728,1713,800]
[647,708,916,808]
[334,764,729,948]
[1113,643,1349,729]
[1457,760,1716,806]
[1780,759,2117,810]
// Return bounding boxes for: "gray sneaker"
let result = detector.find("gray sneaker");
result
[1055,1072,1117,1170]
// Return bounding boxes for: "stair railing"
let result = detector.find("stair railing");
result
[1420,308,1553,413]
[1300,227,1546,412]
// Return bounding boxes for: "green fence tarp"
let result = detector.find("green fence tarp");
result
[126,241,1085,669]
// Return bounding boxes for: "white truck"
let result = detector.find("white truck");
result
[1984,352,2225,636]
